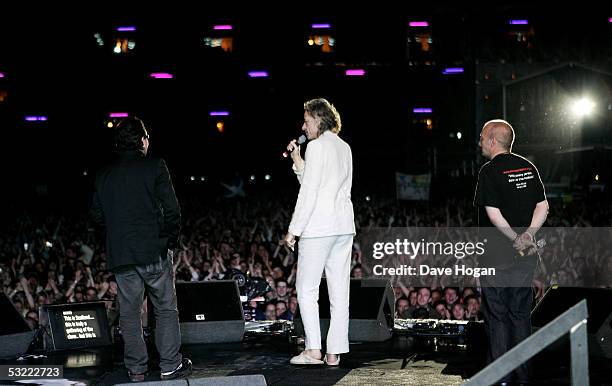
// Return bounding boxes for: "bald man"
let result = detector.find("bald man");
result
[474,119,549,385]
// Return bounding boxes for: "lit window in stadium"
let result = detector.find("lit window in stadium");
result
[203,37,233,52]
[413,118,433,130]
[204,24,234,52]
[113,38,136,54]
[306,34,335,53]
[506,19,534,47]
[406,20,433,63]
[307,22,334,53]
[94,33,104,46]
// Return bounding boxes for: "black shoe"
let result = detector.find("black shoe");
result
[127,371,146,382]
[160,358,192,380]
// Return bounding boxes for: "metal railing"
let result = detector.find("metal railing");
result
[464,299,589,386]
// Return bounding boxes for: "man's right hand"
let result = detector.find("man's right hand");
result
[286,140,304,167]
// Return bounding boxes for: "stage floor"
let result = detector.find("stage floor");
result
[0,334,609,385]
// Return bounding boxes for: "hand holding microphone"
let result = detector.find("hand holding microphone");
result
[283,135,307,160]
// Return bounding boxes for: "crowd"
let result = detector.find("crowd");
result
[1,192,611,332]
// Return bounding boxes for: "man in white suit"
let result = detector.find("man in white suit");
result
[284,98,355,366]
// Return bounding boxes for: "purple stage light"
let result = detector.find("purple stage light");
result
[209,111,230,116]
[0,72,5,78]
[248,71,268,78]
[509,20,528,25]
[409,21,429,27]
[413,108,433,113]
[442,67,464,74]
[117,26,136,32]
[345,69,366,76]
[150,72,173,79]
[110,112,129,118]
[213,25,233,30]
[25,116,47,121]
[311,23,331,29]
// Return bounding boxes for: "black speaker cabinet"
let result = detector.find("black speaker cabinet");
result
[294,278,395,342]
[149,280,245,344]
[0,293,35,359]
[531,286,612,358]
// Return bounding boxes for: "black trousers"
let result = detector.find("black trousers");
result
[115,251,182,374]
[480,257,537,384]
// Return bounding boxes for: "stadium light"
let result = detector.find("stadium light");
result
[571,97,596,117]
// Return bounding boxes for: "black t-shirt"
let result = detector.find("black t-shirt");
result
[474,153,546,265]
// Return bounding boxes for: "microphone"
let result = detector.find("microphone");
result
[282,135,307,159]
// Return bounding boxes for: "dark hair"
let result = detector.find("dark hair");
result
[444,286,459,295]
[304,98,342,134]
[433,300,446,309]
[115,117,147,151]
[417,287,432,295]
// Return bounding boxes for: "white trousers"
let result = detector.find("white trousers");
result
[296,234,353,354]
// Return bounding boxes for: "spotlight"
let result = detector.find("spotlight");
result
[365,196,371,202]
[264,174,271,181]
[107,121,114,128]
[571,97,595,117]
[456,131,462,139]
[249,175,256,182]
[190,176,195,181]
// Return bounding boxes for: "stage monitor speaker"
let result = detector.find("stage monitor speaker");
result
[0,293,35,359]
[39,301,112,351]
[115,374,267,386]
[149,280,245,344]
[531,286,612,358]
[294,278,395,342]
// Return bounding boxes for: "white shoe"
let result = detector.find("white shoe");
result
[324,354,340,366]
[290,351,324,365]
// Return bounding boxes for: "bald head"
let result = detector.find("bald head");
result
[483,119,515,151]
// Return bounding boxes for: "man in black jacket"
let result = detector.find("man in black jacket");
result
[90,117,191,382]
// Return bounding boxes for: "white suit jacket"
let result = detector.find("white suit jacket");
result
[288,130,356,238]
